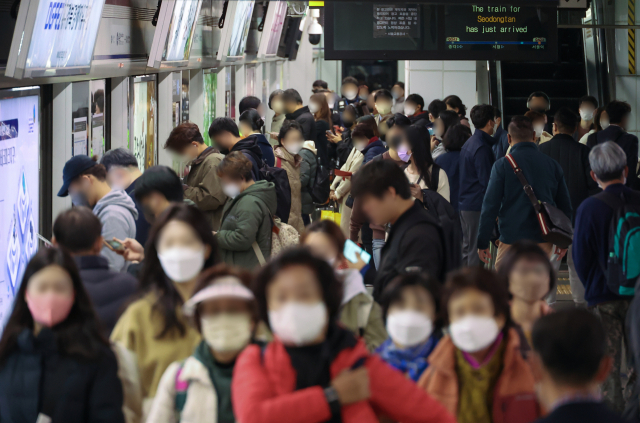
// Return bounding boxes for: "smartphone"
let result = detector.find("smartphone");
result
[103,239,124,252]
[343,239,372,265]
[36,233,53,248]
[428,127,435,136]
[326,129,334,136]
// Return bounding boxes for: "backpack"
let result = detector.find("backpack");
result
[311,162,331,204]
[251,200,300,265]
[174,362,189,415]
[419,165,463,273]
[595,190,640,296]
[260,159,292,224]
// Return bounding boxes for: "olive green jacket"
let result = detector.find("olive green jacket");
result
[184,148,227,231]
[216,181,277,270]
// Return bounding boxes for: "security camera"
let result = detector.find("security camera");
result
[308,8,322,45]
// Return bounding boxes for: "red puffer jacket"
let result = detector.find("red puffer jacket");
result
[232,337,457,423]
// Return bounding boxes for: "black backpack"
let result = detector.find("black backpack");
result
[595,191,640,297]
[260,160,292,224]
[311,161,331,204]
[418,165,463,273]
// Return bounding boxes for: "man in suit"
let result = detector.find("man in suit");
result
[530,309,627,423]
[587,100,639,188]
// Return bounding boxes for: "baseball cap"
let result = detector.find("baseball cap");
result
[57,155,98,197]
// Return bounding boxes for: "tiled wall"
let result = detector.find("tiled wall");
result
[615,0,640,140]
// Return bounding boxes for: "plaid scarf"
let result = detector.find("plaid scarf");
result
[376,333,440,382]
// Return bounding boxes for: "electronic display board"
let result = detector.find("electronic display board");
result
[325,2,557,61]
[217,0,256,61]
[130,76,158,172]
[257,1,288,58]
[0,88,40,329]
[6,0,106,79]
[148,0,203,68]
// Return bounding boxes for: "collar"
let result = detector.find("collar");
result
[392,200,422,228]
[493,125,504,139]
[550,392,602,412]
[368,136,379,145]
[461,332,504,369]
[286,106,309,120]
[190,146,215,166]
[179,355,215,386]
[551,133,575,141]
[337,268,368,305]
[479,129,498,146]
[510,141,538,152]
[604,183,627,193]
[74,255,110,270]
[125,178,137,195]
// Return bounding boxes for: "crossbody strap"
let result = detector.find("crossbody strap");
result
[505,154,541,212]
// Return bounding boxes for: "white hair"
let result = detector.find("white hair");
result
[589,141,627,181]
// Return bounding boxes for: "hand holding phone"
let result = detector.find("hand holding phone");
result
[103,239,124,253]
[344,239,371,270]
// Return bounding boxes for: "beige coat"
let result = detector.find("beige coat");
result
[184,148,227,231]
[274,146,304,234]
[147,356,218,423]
[331,147,364,237]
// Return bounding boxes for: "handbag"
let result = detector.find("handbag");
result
[505,154,573,249]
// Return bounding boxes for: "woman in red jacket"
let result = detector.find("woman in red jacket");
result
[232,248,456,423]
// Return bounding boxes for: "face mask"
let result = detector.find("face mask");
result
[26,291,74,328]
[386,310,433,347]
[600,119,610,130]
[222,183,242,199]
[269,302,327,345]
[272,100,284,114]
[308,102,320,114]
[284,142,303,155]
[397,144,412,163]
[342,118,354,127]
[404,107,416,117]
[344,90,357,101]
[580,109,594,121]
[376,103,392,115]
[392,91,402,100]
[435,127,444,140]
[158,246,206,283]
[201,313,252,353]
[449,315,500,353]
[534,124,545,138]
[71,191,90,208]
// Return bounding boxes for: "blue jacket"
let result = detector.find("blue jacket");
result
[477,142,572,249]
[435,150,461,212]
[458,129,496,211]
[492,125,510,160]
[254,134,275,167]
[573,184,640,306]
[362,138,386,165]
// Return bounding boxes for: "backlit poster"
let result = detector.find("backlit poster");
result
[203,70,217,146]
[228,1,255,57]
[90,79,105,159]
[266,1,287,55]
[163,0,202,62]
[131,77,157,172]
[0,92,39,327]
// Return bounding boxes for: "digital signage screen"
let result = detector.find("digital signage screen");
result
[217,0,255,61]
[325,2,557,61]
[6,0,106,79]
[258,1,288,58]
[148,0,203,68]
[130,76,158,172]
[0,89,40,328]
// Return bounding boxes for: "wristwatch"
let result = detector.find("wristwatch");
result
[324,386,341,418]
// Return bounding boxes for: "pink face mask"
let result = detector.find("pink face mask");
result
[26,292,75,328]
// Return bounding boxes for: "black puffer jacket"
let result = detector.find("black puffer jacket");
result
[286,106,317,142]
[0,328,124,423]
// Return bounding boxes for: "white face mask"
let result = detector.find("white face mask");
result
[201,313,252,353]
[284,141,304,155]
[308,102,320,114]
[580,109,594,121]
[600,119,610,130]
[354,141,368,152]
[404,107,416,117]
[158,246,206,283]
[222,183,242,199]
[271,100,284,114]
[269,302,327,346]
[376,103,392,116]
[449,315,500,353]
[386,310,433,348]
[344,90,358,101]
[534,124,545,138]
[493,123,499,135]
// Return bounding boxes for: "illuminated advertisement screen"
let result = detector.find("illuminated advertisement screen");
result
[0,92,40,327]
[26,0,106,71]
[265,1,288,56]
[228,0,255,57]
[131,77,158,172]
[163,0,202,62]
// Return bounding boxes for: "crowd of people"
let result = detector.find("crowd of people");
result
[1,77,640,423]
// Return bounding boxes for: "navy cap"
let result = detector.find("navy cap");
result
[57,155,98,197]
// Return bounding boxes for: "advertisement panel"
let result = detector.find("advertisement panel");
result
[0,93,39,327]
[131,77,157,172]
[163,0,202,62]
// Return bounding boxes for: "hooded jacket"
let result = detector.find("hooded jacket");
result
[361,137,386,165]
[184,147,228,231]
[231,137,264,181]
[93,189,138,272]
[251,133,275,167]
[286,106,317,142]
[217,181,278,270]
[299,141,318,215]
[275,146,304,234]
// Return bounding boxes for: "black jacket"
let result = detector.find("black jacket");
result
[587,125,639,189]
[75,255,137,336]
[0,329,125,423]
[286,106,317,142]
[408,112,430,129]
[125,179,150,246]
[373,201,444,300]
[536,402,628,423]
[231,136,264,181]
[335,128,353,169]
[315,119,331,167]
[539,133,599,221]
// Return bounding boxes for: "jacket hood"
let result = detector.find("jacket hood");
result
[286,106,312,120]
[93,189,139,220]
[190,146,217,166]
[274,145,302,166]
[252,133,271,147]
[362,138,384,155]
[233,136,264,159]
[302,140,317,155]
[239,181,277,215]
